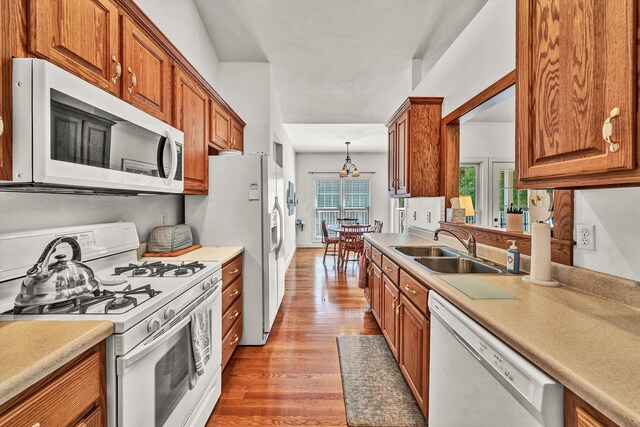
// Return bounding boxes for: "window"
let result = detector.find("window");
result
[314,178,370,238]
[460,163,480,224]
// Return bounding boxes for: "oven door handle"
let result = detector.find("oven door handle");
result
[117,291,216,375]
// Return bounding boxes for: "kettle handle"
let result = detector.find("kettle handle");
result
[26,237,82,278]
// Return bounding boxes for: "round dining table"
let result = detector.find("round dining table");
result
[327,224,370,267]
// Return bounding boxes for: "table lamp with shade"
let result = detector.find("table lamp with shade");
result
[459,195,475,223]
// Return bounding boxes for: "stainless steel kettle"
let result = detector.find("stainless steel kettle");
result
[15,237,100,308]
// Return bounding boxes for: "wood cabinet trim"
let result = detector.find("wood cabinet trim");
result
[386,97,444,127]
[564,388,617,427]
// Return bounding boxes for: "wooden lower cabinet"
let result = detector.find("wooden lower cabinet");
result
[0,342,107,427]
[370,263,382,325]
[365,243,429,418]
[381,274,399,361]
[221,253,243,370]
[398,294,429,417]
[564,389,617,427]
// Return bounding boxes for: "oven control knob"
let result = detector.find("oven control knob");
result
[203,279,212,291]
[164,307,176,320]
[147,318,161,332]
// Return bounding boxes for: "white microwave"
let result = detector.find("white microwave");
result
[3,59,184,194]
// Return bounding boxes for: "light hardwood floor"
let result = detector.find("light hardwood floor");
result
[208,248,381,426]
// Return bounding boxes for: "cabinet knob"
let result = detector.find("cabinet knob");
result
[127,67,137,94]
[111,55,122,84]
[602,107,621,152]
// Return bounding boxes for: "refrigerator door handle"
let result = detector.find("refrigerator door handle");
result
[274,197,284,259]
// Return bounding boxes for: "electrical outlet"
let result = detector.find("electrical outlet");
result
[161,213,168,226]
[576,224,595,250]
[426,212,432,223]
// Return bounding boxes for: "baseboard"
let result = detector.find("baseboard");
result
[284,247,296,272]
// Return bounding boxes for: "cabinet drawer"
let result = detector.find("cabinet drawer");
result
[0,350,102,427]
[371,246,382,267]
[222,314,243,370]
[364,240,372,258]
[222,276,242,313]
[399,270,428,315]
[222,255,242,290]
[382,255,400,285]
[222,295,243,338]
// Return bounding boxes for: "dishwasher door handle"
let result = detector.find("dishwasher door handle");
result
[452,330,481,362]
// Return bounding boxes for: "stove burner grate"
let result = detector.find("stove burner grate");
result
[111,261,205,278]
[72,284,159,314]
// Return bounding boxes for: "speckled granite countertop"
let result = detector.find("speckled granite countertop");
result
[140,245,244,265]
[0,320,113,406]
[365,232,640,426]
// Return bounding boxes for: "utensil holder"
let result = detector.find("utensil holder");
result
[506,213,523,232]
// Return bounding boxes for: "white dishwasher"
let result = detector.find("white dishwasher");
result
[428,291,563,427]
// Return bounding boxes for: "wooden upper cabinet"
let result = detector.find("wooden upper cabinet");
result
[210,100,231,151]
[29,0,120,94]
[395,111,409,195]
[386,98,443,198]
[122,17,171,122]
[387,125,396,193]
[231,119,244,152]
[173,66,208,194]
[516,0,639,188]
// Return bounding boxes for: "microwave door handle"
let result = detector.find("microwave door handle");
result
[165,131,178,183]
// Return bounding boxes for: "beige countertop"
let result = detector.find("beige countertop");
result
[140,245,244,265]
[0,320,113,407]
[365,232,640,426]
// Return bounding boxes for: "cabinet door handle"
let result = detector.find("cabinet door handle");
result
[229,268,239,276]
[127,67,137,93]
[229,289,239,298]
[395,301,403,317]
[404,284,417,295]
[111,55,122,83]
[0,115,4,136]
[384,265,394,271]
[392,295,398,310]
[602,107,621,152]
[229,310,239,320]
[230,334,239,345]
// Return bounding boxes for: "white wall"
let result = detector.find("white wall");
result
[136,0,220,88]
[0,0,220,243]
[0,193,183,241]
[217,62,297,266]
[460,122,515,160]
[408,0,640,281]
[270,76,297,268]
[295,153,389,247]
[574,189,640,280]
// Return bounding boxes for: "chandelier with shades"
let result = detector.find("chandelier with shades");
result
[339,141,360,178]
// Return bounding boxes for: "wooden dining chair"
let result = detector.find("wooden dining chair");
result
[321,220,340,263]
[339,224,370,268]
[337,217,358,226]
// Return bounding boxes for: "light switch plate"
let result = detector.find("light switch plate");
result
[576,224,595,250]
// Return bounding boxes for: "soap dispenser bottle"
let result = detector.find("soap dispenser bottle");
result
[506,240,520,274]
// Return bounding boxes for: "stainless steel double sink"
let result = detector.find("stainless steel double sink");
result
[391,246,505,275]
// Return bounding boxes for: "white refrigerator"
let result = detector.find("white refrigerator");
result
[185,154,286,345]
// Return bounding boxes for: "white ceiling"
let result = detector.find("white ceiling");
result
[195,0,486,123]
[194,0,486,152]
[284,124,388,153]
[468,93,515,123]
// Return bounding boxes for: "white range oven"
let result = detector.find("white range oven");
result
[0,222,222,427]
[3,59,184,194]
